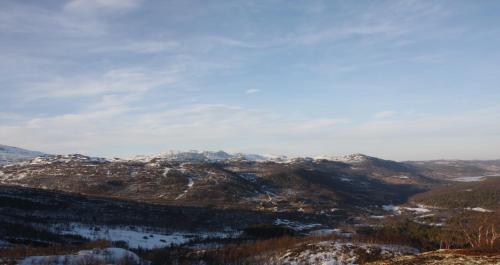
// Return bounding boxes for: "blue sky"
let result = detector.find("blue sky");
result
[1,0,500,160]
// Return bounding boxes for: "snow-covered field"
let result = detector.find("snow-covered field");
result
[20,248,147,265]
[382,204,431,214]
[274,219,321,231]
[51,223,238,249]
[453,176,485,182]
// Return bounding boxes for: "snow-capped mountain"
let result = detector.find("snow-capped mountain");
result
[315,153,371,164]
[0,144,46,166]
[128,150,290,163]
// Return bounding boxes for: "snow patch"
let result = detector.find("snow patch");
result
[274,219,321,231]
[280,241,418,265]
[19,248,146,265]
[51,223,237,249]
[453,176,485,182]
[466,207,493,213]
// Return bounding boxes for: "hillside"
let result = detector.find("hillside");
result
[0,145,46,166]
[411,177,500,210]
[1,147,499,264]
[407,159,500,180]
[0,153,430,213]
[367,250,500,265]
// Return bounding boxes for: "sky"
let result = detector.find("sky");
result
[1,0,500,160]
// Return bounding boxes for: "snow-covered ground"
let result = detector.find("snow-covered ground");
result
[279,241,418,265]
[19,247,147,265]
[274,219,321,231]
[453,176,485,182]
[315,154,369,164]
[51,223,237,249]
[128,150,290,163]
[465,207,493,212]
[382,204,431,214]
[308,229,352,238]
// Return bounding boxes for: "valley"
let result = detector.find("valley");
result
[0,145,499,264]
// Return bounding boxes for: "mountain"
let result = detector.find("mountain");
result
[129,150,287,163]
[0,152,430,214]
[1,146,499,264]
[406,159,500,180]
[0,144,46,166]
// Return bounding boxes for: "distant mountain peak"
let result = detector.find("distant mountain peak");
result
[315,153,372,163]
[127,150,290,163]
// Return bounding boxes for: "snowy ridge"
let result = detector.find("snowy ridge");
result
[0,144,379,165]
[128,150,291,163]
[15,154,108,166]
[19,248,147,265]
[315,153,371,164]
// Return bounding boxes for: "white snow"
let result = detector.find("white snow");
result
[382,204,431,214]
[279,241,418,265]
[370,215,385,219]
[51,223,236,249]
[453,176,485,182]
[382,204,400,212]
[466,207,493,213]
[19,247,145,265]
[403,206,431,213]
[274,219,321,231]
[316,154,369,164]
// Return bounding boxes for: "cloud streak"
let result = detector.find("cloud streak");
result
[1,1,499,160]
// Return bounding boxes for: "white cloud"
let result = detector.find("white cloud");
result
[64,0,143,14]
[1,104,500,160]
[92,40,180,54]
[245,89,261,94]
[374,111,396,119]
[24,67,182,100]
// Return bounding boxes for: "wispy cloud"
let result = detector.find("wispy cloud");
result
[23,67,181,100]
[1,0,499,160]
[374,111,396,119]
[245,89,260,94]
[64,0,143,14]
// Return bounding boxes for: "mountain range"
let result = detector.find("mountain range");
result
[1,144,499,264]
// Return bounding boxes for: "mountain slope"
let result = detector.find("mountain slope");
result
[406,159,500,180]
[411,177,500,209]
[0,144,46,166]
[0,153,428,214]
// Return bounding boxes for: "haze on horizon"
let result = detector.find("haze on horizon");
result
[1,0,500,161]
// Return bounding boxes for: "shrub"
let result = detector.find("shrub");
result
[243,224,295,239]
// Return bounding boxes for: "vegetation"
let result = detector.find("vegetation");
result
[412,178,500,209]
[243,224,295,239]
